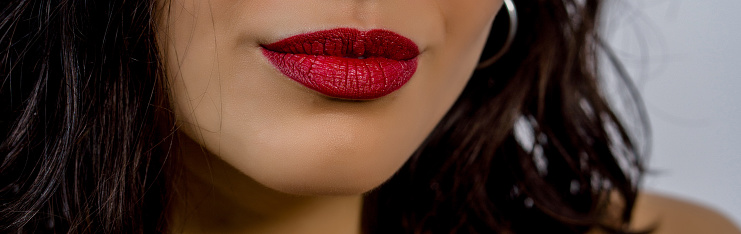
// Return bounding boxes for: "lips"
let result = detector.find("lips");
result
[261,28,419,100]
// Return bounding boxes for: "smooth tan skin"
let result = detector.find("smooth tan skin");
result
[160,0,501,233]
[630,192,741,234]
[170,136,364,234]
[158,0,740,233]
[161,0,500,196]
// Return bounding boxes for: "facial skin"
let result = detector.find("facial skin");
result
[161,0,502,196]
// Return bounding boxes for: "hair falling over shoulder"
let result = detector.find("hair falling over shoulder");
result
[364,0,649,233]
[0,0,649,233]
[0,0,174,232]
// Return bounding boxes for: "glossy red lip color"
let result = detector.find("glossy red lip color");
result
[261,28,419,100]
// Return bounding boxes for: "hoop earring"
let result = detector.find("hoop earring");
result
[476,0,518,69]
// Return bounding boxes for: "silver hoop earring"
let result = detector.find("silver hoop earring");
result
[476,0,518,69]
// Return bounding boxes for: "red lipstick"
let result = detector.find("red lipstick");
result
[261,28,419,100]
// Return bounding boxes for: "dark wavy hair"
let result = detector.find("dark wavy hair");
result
[0,0,649,233]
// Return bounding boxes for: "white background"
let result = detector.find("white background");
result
[604,0,741,226]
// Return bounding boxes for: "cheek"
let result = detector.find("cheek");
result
[436,0,502,63]
[414,0,501,113]
[439,0,501,25]
[162,0,224,134]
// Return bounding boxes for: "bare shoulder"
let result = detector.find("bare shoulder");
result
[631,192,741,234]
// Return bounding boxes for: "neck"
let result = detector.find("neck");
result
[170,136,363,234]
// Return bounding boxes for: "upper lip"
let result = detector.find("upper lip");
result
[260,28,419,60]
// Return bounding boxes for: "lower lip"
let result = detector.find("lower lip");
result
[261,28,419,100]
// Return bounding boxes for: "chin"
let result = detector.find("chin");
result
[222,142,413,196]
[254,172,391,196]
